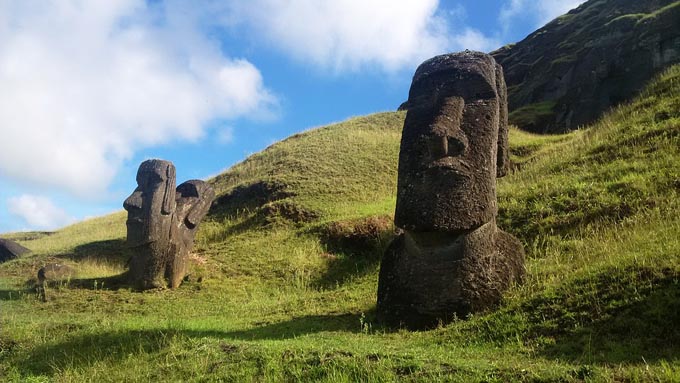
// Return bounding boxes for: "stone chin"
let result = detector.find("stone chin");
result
[125,220,151,248]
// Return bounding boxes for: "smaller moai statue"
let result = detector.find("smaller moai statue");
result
[37,263,76,302]
[123,159,214,290]
[167,180,215,288]
[377,51,525,329]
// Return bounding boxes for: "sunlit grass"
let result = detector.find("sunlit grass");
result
[1,65,678,382]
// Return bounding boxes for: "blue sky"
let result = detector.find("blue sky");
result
[0,0,585,233]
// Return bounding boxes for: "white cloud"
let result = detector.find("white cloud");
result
[0,0,276,198]
[217,126,235,145]
[451,29,502,53]
[225,0,479,73]
[500,0,586,32]
[8,195,75,230]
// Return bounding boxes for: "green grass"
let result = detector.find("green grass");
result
[1,65,679,382]
[508,101,558,132]
[640,0,680,22]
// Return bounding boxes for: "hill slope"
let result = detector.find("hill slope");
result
[491,0,680,133]
[0,65,678,382]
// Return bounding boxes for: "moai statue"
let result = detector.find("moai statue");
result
[167,180,215,288]
[377,51,525,329]
[123,159,214,290]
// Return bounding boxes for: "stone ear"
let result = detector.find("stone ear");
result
[186,186,215,228]
[495,62,509,178]
[162,164,176,215]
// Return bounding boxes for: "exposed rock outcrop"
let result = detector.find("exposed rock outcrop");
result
[491,0,680,133]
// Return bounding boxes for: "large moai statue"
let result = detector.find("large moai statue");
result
[377,51,525,329]
[123,159,214,290]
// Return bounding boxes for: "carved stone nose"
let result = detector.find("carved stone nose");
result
[123,191,143,211]
[428,135,448,159]
[428,134,467,159]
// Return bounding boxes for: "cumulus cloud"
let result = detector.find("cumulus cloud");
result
[451,29,502,54]
[225,0,495,72]
[8,195,75,230]
[0,0,276,197]
[217,126,235,145]
[500,0,586,32]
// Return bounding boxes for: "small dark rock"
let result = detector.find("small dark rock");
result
[0,238,31,263]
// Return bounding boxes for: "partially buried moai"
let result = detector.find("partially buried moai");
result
[124,159,215,290]
[377,51,525,329]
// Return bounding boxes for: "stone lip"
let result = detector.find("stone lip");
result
[0,238,31,263]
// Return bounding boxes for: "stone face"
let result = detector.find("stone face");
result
[123,159,214,290]
[394,51,507,233]
[377,51,525,329]
[123,160,176,248]
[0,238,31,263]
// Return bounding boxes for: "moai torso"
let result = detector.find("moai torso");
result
[377,51,524,329]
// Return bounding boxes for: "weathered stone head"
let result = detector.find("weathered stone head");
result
[123,159,176,247]
[377,51,524,329]
[395,51,509,232]
[174,180,216,241]
[123,159,215,290]
[167,180,215,288]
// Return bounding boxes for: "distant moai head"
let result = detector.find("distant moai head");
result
[174,180,215,244]
[166,180,215,288]
[394,51,509,233]
[123,159,176,247]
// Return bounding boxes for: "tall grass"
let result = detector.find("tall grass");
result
[1,65,678,382]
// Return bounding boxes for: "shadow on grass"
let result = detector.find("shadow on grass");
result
[57,239,129,264]
[212,312,370,340]
[311,216,394,289]
[530,269,680,364]
[16,329,176,376]
[16,312,376,377]
[0,289,33,301]
[314,253,382,290]
[64,273,130,291]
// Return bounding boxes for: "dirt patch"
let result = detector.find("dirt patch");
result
[320,215,395,256]
[259,201,319,225]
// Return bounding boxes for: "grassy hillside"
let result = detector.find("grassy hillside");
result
[0,65,678,382]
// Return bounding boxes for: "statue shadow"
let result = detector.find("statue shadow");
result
[0,289,33,301]
[311,218,395,290]
[202,312,375,340]
[16,311,379,377]
[63,273,130,291]
[56,239,129,265]
[313,251,383,290]
[15,329,176,377]
[535,274,680,364]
